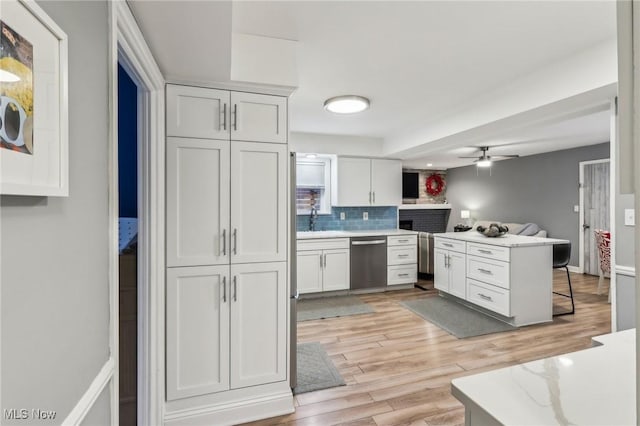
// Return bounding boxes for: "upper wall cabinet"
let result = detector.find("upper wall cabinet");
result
[331,157,402,207]
[231,92,287,144]
[167,85,230,140]
[166,85,287,144]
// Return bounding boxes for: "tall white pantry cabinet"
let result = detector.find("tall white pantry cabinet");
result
[164,84,293,425]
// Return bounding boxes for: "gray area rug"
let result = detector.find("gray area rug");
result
[400,296,516,338]
[294,342,345,395]
[297,295,374,322]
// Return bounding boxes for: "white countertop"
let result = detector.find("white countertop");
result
[296,229,419,239]
[435,231,569,247]
[452,329,636,426]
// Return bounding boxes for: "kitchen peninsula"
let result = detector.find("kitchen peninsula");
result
[434,232,569,327]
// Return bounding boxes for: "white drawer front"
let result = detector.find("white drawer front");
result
[434,238,465,253]
[297,238,349,251]
[467,278,510,317]
[387,265,417,285]
[387,246,418,265]
[388,234,417,246]
[467,255,510,289]
[467,242,510,262]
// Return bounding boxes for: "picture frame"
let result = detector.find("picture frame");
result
[0,0,68,196]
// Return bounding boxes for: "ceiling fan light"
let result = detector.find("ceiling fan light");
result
[477,159,492,168]
[324,95,370,114]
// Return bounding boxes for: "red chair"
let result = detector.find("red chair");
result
[594,229,611,300]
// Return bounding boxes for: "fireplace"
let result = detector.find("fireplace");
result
[399,220,413,230]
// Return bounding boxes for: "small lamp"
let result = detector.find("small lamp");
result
[461,210,470,226]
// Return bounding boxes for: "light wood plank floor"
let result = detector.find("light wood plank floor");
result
[245,272,611,426]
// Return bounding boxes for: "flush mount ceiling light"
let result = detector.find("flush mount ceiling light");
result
[324,95,370,114]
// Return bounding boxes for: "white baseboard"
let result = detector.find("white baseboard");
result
[62,357,115,426]
[615,265,636,277]
[567,265,581,273]
[164,391,294,426]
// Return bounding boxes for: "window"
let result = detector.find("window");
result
[296,156,331,214]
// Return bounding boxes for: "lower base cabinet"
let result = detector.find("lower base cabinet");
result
[297,238,350,294]
[166,262,287,401]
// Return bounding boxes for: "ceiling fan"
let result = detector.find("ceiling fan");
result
[458,146,519,167]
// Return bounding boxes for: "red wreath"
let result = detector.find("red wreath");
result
[426,173,445,196]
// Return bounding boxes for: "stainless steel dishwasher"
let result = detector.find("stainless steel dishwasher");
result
[350,236,387,290]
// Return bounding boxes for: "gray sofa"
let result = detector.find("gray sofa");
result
[470,220,547,238]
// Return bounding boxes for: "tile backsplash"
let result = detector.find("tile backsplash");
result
[297,206,398,232]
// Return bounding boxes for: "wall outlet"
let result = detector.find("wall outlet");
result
[363,212,368,221]
[573,205,579,213]
[624,209,635,226]
[340,212,345,220]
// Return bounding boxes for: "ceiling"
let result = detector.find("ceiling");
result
[128,1,617,169]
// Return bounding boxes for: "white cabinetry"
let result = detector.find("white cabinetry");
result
[165,85,291,423]
[166,266,230,400]
[433,234,554,327]
[297,239,350,294]
[387,234,418,286]
[166,85,287,144]
[433,247,466,299]
[166,263,287,400]
[230,262,287,388]
[332,157,402,206]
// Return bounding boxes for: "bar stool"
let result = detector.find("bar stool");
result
[552,243,574,316]
[594,229,611,301]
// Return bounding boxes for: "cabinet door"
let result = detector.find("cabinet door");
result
[230,92,287,144]
[334,157,371,206]
[231,142,287,264]
[322,249,350,291]
[166,266,230,400]
[371,159,402,206]
[448,251,467,299]
[230,262,287,389]
[166,138,230,267]
[433,248,449,292]
[166,85,230,140]
[297,250,323,294]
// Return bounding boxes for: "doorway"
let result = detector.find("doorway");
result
[118,63,139,426]
[579,159,610,275]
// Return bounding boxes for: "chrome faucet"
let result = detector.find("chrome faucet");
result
[309,205,318,231]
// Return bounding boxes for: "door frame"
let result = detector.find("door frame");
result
[578,158,611,275]
[109,3,165,425]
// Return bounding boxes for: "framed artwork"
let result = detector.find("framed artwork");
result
[0,0,68,196]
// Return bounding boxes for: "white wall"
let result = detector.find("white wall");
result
[1,1,111,424]
[290,132,385,157]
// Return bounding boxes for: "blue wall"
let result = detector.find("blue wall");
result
[118,64,138,218]
[297,206,397,232]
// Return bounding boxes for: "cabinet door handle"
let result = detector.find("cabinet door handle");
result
[221,229,226,256]
[233,228,237,255]
[320,254,323,268]
[233,276,237,302]
[398,273,410,277]
[233,104,238,131]
[478,249,493,254]
[478,293,493,301]
[398,254,409,258]
[443,242,453,248]
[373,191,376,204]
[323,254,327,267]
[398,239,408,243]
[478,268,493,275]
[369,191,372,204]
[221,103,227,131]
[222,276,227,303]
[444,254,449,268]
